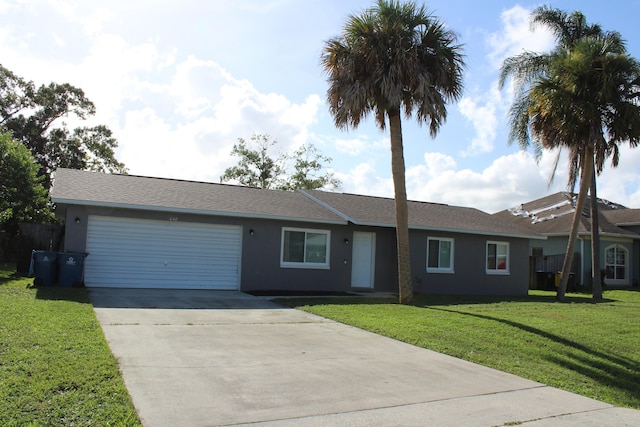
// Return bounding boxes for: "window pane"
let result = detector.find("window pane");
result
[439,240,451,269]
[305,232,327,263]
[616,266,625,280]
[487,243,496,270]
[606,266,615,279]
[497,244,507,270]
[283,231,305,262]
[497,244,507,257]
[606,248,615,264]
[616,249,625,265]
[428,240,439,268]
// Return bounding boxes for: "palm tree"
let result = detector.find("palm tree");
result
[321,0,464,304]
[500,7,640,301]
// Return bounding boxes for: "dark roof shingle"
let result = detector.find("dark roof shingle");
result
[50,168,346,224]
[51,169,542,238]
[303,190,541,238]
[494,192,638,238]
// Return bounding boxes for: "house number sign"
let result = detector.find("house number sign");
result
[169,216,179,222]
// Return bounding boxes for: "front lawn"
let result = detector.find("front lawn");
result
[278,290,640,409]
[0,264,140,426]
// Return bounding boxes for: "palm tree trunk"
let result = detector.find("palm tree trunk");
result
[557,148,594,301]
[388,109,413,304]
[590,163,603,301]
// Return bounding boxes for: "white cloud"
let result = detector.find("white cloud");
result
[458,87,500,156]
[403,150,567,213]
[335,163,393,198]
[593,144,640,208]
[336,146,640,212]
[108,55,323,181]
[335,135,387,156]
[0,3,324,184]
[486,5,556,69]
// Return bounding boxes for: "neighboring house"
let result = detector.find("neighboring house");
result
[495,192,640,288]
[50,168,541,295]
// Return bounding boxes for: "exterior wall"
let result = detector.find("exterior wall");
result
[62,205,353,293]
[619,225,640,287]
[529,236,572,257]
[240,218,352,292]
[60,204,531,296]
[527,233,638,288]
[410,230,530,296]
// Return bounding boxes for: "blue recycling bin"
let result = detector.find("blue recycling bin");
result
[57,252,88,288]
[31,250,58,287]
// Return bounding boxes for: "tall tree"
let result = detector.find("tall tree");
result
[220,134,341,191]
[0,132,53,259]
[220,134,287,189]
[280,144,341,191]
[322,0,464,303]
[0,64,126,185]
[500,7,640,301]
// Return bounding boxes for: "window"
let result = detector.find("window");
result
[605,244,628,285]
[487,241,509,274]
[427,238,454,273]
[281,227,330,269]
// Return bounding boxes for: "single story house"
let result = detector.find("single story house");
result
[50,168,542,295]
[494,192,640,288]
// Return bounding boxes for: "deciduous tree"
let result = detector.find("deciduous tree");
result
[0,132,53,259]
[0,64,126,186]
[220,134,340,191]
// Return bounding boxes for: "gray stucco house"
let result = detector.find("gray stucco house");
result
[495,192,640,288]
[50,168,541,295]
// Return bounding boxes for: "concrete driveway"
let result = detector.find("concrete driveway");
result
[89,289,640,427]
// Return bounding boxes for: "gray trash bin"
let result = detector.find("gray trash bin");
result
[31,250,58,287]
[57,252,88,288]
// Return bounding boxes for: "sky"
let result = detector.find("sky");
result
[1,0,640,213]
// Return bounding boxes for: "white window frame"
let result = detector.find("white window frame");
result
[426,237,454,273]
[486,241,510,275]
[604,244,628,286]
[280,227,331,269]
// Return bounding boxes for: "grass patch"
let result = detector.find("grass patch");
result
[277,290,640,409]
[0,264,140,426]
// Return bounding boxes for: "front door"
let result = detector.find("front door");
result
[351,232,375,288]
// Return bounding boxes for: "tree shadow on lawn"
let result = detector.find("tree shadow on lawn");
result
[279,292,617,309]
[0,270,25,285]
[427,306,640,399]
[412,292,617,306]
[544,351,640,406]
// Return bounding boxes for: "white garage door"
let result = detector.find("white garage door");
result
[85,216,242,289]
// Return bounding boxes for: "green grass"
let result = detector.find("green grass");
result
[277,290,640,409]
[0,264,140,426]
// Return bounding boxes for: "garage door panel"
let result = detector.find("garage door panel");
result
[85,216,241,289]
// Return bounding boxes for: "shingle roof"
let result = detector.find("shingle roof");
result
[602,209,640,226]
[50,168,346,224]
[302,190,542,239]
[51,168,542,239]
[494,192,638,238]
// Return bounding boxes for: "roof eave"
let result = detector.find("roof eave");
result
[51,198,348,225]
[349,220,544,240]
